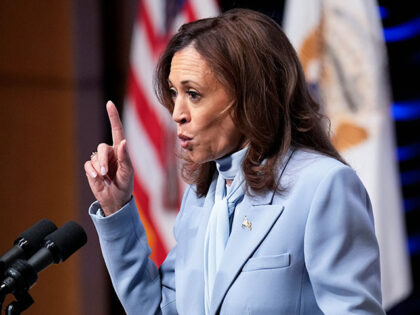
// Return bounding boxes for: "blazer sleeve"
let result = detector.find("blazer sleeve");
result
[303,165,385,314]
[89,186,193,315]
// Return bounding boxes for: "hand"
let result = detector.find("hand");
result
[84,101,134,216]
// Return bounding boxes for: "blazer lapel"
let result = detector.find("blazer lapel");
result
[209,191,285,314]
[176,179,217,315]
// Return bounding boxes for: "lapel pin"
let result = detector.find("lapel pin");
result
[241,216,252,231]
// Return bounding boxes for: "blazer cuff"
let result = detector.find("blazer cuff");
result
[88,197,142,241]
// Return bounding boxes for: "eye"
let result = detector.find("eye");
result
[169,87,177,99]
[187,90,201,101]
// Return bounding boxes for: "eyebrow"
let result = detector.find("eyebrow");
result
[180,80,196,85]
[168,79,202,88]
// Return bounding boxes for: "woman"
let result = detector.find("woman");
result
[85,9,385,315]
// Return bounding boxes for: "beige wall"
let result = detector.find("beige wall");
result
[0,1,81,314]
[0,0,138,312]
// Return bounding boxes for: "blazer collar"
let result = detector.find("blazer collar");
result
[244,147,296,206]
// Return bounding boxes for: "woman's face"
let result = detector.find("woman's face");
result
[169,45,243,163]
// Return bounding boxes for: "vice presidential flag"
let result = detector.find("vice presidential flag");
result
[284,0,412,309]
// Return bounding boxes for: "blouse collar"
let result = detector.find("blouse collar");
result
[215,147,248,180]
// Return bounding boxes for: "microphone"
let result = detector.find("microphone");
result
[0,221,87,299]
[28,221,87,272]
[0,219,57,275]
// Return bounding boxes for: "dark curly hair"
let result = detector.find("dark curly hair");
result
[155,8,344,197]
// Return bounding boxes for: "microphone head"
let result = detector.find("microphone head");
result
[44,221,87,262]
[14,219,58,257]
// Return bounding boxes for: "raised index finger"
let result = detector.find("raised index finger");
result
[106,101,125,145]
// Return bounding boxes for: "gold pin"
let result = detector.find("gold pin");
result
[241,216,252,231]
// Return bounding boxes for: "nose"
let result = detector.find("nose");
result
[172,96,190,125]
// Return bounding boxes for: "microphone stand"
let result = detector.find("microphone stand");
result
[4,290,33,315]
[0,259,36,314]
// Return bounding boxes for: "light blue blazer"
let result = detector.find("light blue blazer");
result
[90,149,385,314]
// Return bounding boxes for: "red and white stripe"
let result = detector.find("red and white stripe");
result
[124,0,219,265]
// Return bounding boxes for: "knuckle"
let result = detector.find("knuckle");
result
[97,142,108,151]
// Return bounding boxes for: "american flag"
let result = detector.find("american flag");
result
[123,0,219,265]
